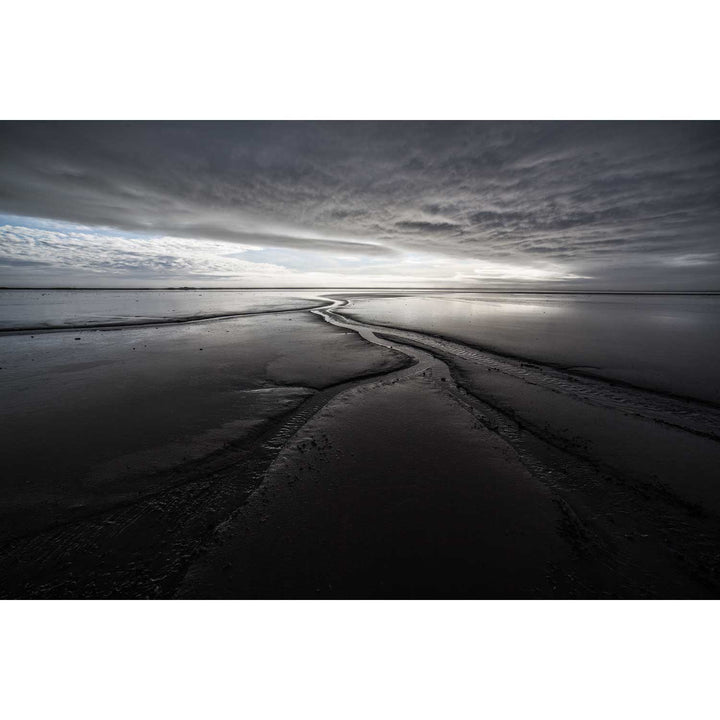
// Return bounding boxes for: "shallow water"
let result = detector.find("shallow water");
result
[340,292,720,405]
[4,288,719,404]
[0,288,323,330]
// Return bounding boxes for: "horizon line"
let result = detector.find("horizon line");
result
[2,286,720,295]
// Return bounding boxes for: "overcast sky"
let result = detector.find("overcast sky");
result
[1,121,719,288]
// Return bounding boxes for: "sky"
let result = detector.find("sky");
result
[1,121,719,289]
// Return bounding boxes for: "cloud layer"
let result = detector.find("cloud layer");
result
[1,121,719,288]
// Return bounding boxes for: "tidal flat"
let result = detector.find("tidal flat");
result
[1,289,719,598]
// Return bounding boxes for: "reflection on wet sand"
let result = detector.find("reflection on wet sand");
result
[1,289,719,598]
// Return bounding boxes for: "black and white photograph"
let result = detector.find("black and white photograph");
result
[1,2,718,718]
[2,120,720,600]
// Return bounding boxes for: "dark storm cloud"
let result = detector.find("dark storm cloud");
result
[1,121,719,287]
[394,221,463,233]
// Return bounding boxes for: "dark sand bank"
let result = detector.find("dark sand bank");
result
[179,375,575,599]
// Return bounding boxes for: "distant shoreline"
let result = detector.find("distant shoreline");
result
[2,287,720,295]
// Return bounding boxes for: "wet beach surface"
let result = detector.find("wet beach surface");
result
[341,292,720,404]
[1,290,719,598]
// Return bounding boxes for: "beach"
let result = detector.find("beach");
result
[1,289,719,598]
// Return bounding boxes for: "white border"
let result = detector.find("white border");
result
[1,600,717,719]
[1,1,718,119]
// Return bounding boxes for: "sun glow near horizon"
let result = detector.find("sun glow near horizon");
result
[0,215,592,289]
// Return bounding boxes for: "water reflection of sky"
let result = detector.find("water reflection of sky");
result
[430,294,565,317]
[344,292,720,403]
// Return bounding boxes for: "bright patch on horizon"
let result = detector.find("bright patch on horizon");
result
[0,217,590,288]
[462,260,590,282]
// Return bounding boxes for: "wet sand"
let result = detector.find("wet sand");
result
[0,288,325,331]
[0,309,410,545]
[178,298,720,598]
[340,291,720,404]
[179,374,575,599]
[1,291,719,598]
